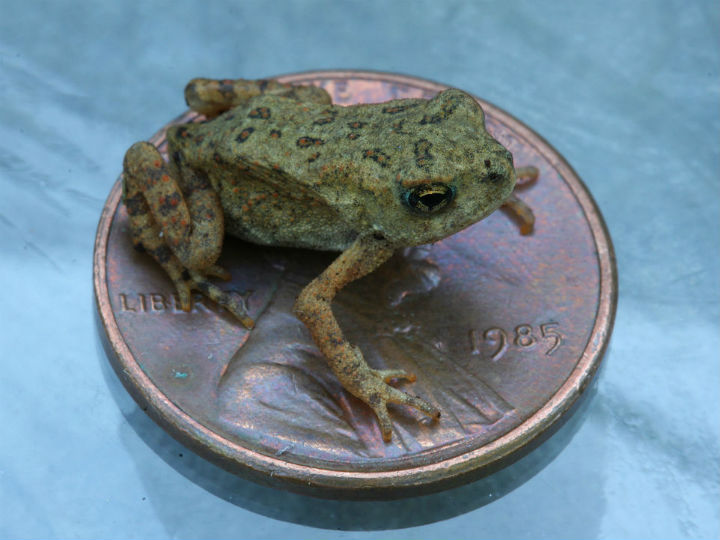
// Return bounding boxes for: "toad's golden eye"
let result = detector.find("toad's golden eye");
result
[402,183,455,214]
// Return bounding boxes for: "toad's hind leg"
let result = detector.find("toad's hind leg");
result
[122,141,254,328]
[184,78,332,118]
[294,234,440,442]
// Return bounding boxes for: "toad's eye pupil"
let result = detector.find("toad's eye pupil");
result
[404,183,455,214]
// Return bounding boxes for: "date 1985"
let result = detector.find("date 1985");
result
[469,322,563,362]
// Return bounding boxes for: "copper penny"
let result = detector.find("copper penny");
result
[94,70,617,498]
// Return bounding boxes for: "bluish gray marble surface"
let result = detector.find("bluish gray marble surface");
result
[1,1,718,538]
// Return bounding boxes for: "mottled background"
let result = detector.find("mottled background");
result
[1,1,718,538]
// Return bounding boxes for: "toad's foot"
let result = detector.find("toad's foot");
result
[503,194,535,235]
[132,233,254,327]
[515,166,539,188]
[372,368,417,383]
[354,364,439,442]
[502,165,540,235]
[171,267,254,329]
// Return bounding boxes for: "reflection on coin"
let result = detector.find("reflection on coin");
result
[94,70,616,498]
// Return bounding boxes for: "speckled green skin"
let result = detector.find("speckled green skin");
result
[167,88,515,251]
[122,78,519,442]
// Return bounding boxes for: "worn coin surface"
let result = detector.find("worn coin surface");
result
[94,70,617,498]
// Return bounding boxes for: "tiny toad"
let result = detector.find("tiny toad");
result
[122,78,536,442]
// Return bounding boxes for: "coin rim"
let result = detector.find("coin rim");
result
[94,70,617,497]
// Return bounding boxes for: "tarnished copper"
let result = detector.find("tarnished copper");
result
[94,70,617,498]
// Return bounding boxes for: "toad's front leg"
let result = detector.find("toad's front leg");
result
[502,166,539,235]
[294,234,440,442]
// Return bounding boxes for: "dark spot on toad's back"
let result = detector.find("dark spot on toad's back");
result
[441,99,458,116]
[420,99,457,124]
[313,108,337,125]
[236,127,255,143]
[382,104,417,114]
[248,107,271,119]
[419,114,442,125]
[297,137,324,148]
[414,139,433,169]
[363,149,390,167]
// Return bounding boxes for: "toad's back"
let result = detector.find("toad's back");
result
[166,89,510,250]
